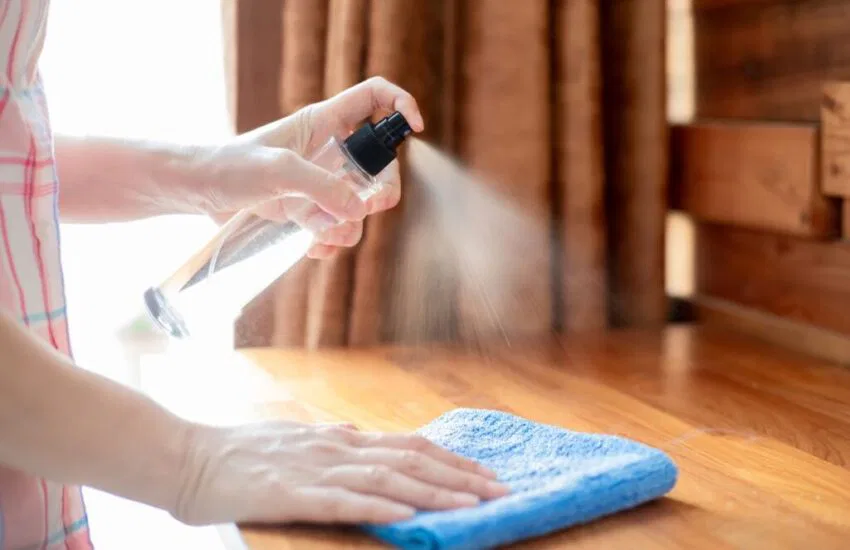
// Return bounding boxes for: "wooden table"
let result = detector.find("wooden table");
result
[140,325,850,549]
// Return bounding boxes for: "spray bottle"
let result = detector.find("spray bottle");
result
[143,111,413,338]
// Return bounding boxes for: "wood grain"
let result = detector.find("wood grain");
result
[696,222,850,336]
[689,0,850,121]
[142,327,850,549]
[822,82,850,198]
[695,295,850,367]
[671,122,838,237]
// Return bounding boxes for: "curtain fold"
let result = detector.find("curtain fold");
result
[602,0,669,326]
[556,0,608,332]
[346,0,413,345]
[222,0,668,349]
[269,0,330,347]
[303,0,368,349]
[455,0,553,342]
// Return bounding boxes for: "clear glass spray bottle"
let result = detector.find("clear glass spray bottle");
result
[144,111,413,339]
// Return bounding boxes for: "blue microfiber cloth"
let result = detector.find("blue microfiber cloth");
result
[362,408,678,550]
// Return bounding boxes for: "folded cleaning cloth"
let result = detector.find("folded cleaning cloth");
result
[362,408,678,550]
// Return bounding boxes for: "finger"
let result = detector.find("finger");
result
[321,465,480,511]
[330,76,425,132]
[284,199,340,234]
[252,196,344,238]
[252,197,341,238]
[250,199,289,223]
[306,243,339,260]
[320,421,360,431]
[365,183,401,214]
[287,487,414,525]
[313,221,362,248]
[305,219,363,259]
[349,447,508,501]
[365,161,401,214]
[269,149,367,221]
[355,432,500,480]
[312,424,363,445]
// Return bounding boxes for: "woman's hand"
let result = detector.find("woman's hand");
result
[174,419,508,526]
[0,310,506,530]
[252,76,425,259]
[201,77,425,259]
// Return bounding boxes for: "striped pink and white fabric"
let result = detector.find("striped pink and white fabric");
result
[0,1,92,548]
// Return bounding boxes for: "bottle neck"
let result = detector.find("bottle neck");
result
[338,138,384,201]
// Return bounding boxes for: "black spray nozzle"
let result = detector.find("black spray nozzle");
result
[343,111,413,177]
[375,111,413,150]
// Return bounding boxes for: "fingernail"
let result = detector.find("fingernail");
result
[307,210,338,233]
[390,504,416,519]
[452,493,480,507]
[486,481,510,496]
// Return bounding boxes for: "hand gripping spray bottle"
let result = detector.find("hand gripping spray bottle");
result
[143,112,413,338]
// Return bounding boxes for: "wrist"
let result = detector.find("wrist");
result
[145,413,202,516]
[151,142,222,215]
[170,422,244,524]
[86,393,203,517]
[169,419,211,520]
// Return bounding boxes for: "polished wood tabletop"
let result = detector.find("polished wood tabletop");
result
[140,325,850,549]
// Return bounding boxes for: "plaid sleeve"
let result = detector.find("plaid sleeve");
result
[0,1,92,548]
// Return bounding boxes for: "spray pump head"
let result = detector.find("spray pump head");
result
[343,111,413,177]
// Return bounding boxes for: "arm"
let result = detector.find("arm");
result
[0,308,191,511]
[54,135,208,223]
[0,308,506,525]
[54,77,423,259]
[53,128,363,225]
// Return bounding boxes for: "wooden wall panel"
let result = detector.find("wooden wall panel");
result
[671,122,839,237]
[822,81,850,198]
[696,223,850,336]
[691,0,850,121]
[696,296,850,367]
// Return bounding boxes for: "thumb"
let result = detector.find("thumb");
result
[260,148,368,222]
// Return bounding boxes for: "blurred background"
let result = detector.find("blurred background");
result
[39,0,850,547]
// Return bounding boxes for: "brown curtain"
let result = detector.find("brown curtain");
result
[221,0,668,349]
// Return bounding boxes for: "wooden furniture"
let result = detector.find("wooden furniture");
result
[666,1,850,363]
[141,325,850,549]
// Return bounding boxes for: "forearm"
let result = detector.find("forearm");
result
[0,310,193,513]
[55,135,204,222]
[55,118,301,223]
